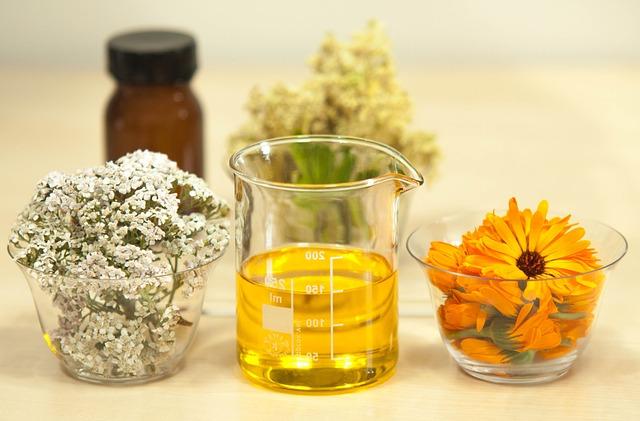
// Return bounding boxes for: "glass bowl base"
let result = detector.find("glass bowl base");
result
[452,347,578,385]
[460,365,570,385]
[60,361,182,385]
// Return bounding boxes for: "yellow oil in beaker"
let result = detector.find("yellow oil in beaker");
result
[236,244,398,392]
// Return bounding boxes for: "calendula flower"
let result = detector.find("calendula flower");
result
[509,294,562,351]
[452,280,523,317]
[538,313,595,360]
[462,198,599,283]
[425,198,606,368]
[459,338,508,364]
[426,241,464,293]
[439,297,488,332]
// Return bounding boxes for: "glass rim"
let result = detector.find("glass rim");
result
[228,135,424,192]
[406,213,628,283]
[7,243,226,282]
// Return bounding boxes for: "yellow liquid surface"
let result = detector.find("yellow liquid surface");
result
[236,244,398,393]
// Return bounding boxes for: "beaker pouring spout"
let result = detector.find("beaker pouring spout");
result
[383,151,424,194]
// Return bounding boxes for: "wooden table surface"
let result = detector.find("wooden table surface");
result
[0,65,638,420]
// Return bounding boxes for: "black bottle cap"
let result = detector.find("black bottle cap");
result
[107,30,197,85]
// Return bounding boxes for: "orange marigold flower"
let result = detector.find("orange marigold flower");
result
[550,270,605,305]
[459,338,508,364]
[425,241,465,293]
[453,279,523,317]
[539,317,593,360]
[438,297,488,331]
[510,294,562,351]
[461,198,600,286]
[424,198,606,365]
[558,317,593,344]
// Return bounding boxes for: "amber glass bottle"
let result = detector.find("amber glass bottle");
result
[106,30,203,176]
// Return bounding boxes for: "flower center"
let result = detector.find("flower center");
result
[516,250,546,278]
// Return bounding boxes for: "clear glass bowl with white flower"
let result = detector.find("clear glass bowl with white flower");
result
[8,151,230,384]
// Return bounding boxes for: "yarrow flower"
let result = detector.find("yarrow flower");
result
[425,198,604,365]
[228,20,439,181]
[9,150,230,378]
[10,150,229,278]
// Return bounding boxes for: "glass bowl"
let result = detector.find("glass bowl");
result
[406,212,627,384]
[9,245,225,385]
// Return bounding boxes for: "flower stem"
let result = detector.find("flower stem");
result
[167,255,180,305]
[446,328,487,340]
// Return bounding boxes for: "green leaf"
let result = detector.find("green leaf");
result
[486,318,518,351]
[508,350,536,364]
[446,328,486,340]
[333,149,356,183]
[445,318,518,352]
[560,338,574,347]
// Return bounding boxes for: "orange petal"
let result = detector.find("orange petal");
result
[514,302,534,330]
[491,280,525,305]
[478,286,519,317]
[523,209,533,236]
[545,259,592,273]
[427,241,464,270]
[528,200,549,251]
[476,309,488,332]
[535,216,571,253]
[459,338,507,364]
[462,254,506,276]
[545,240,591,261]
[491,215,522,255]
[523,281,549,301]
[540,227,586,258]
[481,237,520,260]
[490,264,527,280]
[507,198,527,250]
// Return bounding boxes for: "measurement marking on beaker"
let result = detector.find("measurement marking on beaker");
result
[269,293,282,304]
[290,277,295,356]
[329,256,343,360]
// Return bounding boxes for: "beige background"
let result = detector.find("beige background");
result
[1,0,640,68]
[0,64,639,420]
[0,2,639,420]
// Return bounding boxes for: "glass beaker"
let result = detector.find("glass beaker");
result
[229,135,423,392]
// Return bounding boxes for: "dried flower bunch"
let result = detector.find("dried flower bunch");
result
[426,198,603,364]
[9,151,230,378]
[228,20,439,180]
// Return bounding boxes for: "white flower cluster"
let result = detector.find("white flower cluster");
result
[9,151,230,379]
[229,20,439,181]
[59,305,180,376]
[10,150,230,278]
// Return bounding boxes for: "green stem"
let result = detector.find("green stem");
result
[446,318,519,352]
[167,255,180,306]
[446,328,487,340]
